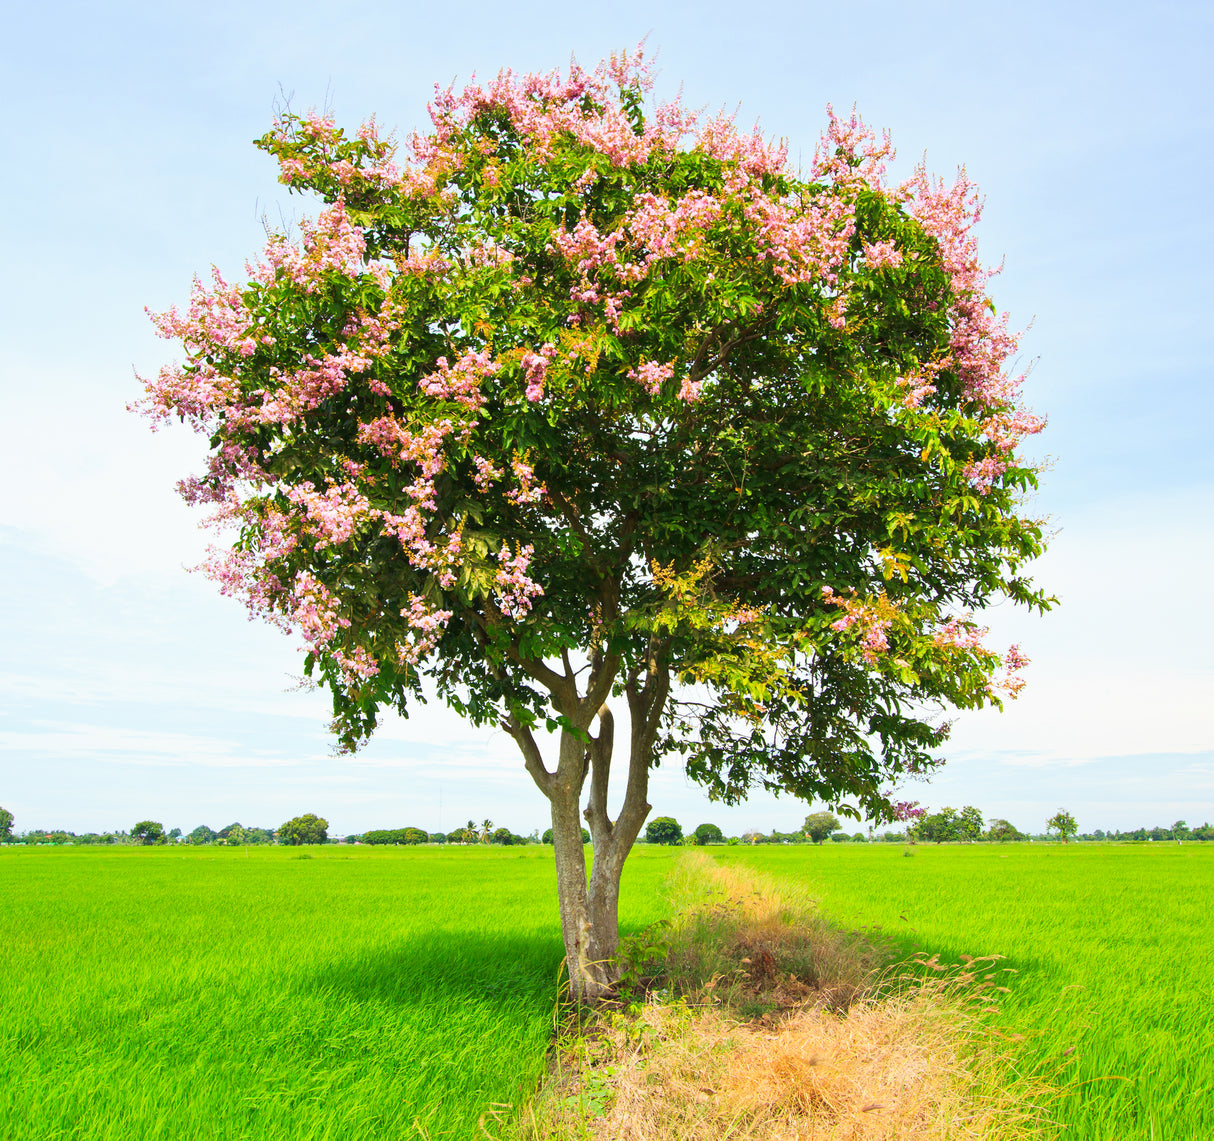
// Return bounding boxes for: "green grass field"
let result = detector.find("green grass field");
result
[715,842,1214,1140]
[0,844,678,1141]
[5,842,1211,1140]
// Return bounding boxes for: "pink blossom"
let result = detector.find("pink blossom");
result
[472,455,503,490]
[520,351,548,402]
[494,543,544,618]
[419,350,498,411]
[506,455,545,504]
[861,239,903,270]
[627,359,675,395]
[398,594,453,665]
[933,616,989,651]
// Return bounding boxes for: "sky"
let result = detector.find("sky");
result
[1,0,1210,840]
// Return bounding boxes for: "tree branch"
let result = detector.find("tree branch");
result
[503,714,554,799]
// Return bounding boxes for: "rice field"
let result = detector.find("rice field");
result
[0,843,678,1141]
[5,841,1210,1140]
[716,842,1214,1140]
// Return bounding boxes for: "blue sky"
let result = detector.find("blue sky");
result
[1,0,1210,838]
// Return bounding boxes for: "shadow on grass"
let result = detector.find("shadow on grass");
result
[292,928,568,1010]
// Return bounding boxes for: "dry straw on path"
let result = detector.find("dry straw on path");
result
[512,852,1055,1141]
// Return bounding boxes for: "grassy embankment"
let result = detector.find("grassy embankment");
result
[0,843,678,1141]
[716,842,1214,1140]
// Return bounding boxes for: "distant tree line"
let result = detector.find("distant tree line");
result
[3,803,1211,847]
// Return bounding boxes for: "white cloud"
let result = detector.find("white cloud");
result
[0,723,305,768]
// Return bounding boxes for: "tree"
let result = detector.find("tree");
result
[914,806,960,844]
[0,806,13,839]
[1046,810,1077,844]
[136,51,1049,999]
[957,805,984,842]
[543,827,589,844]
[693,823,724,846]
[645,817,683,846]
[986,818,1022,842]
[279,813,329,845]
[131,820,165,846]
[188,825,216,845]
[803,811,841,845]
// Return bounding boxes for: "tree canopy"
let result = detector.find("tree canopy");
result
[803,811,841,844]
[137,48,1049,997]
[131,820,165,845]
[278,813,329,845]
[1047,810,1077,843]
[645,817,684,846]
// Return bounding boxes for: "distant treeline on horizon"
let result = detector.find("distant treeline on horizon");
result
[3,813,1212,847]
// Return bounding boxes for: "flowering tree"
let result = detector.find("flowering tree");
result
[136,49,1049,1000]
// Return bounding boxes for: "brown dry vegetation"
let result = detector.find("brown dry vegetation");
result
[502,853,1055,1141]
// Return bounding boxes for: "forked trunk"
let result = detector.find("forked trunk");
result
[504,646,669,1004]
[549,784,621,1002]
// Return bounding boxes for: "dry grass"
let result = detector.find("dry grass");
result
[656,852,893,1017]
[508,853,1055,1141]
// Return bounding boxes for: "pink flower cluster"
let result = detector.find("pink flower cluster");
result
[627,359,675,396]
[900,164,1045,490]
[426,46,693,170]
[895,362,941,410]
[286,481,371,548]
[1000,644,1030,697]
[398,595,454,665]
[248,201,367,293]
[506,455,545,505]
[813,105,895,186]
[821,586,893,665]
[627,190,724,262]
[495,543,543,619]
[520,344,555,402]
[861,240,903,270]
[292,569,351,650]
[419,350,499,411]
[932,616,989,651]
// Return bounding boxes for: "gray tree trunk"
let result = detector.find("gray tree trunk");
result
[505,650,669,1003]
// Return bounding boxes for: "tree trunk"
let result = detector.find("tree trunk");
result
[505,647,668,1004]
[549,776,619,1002]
